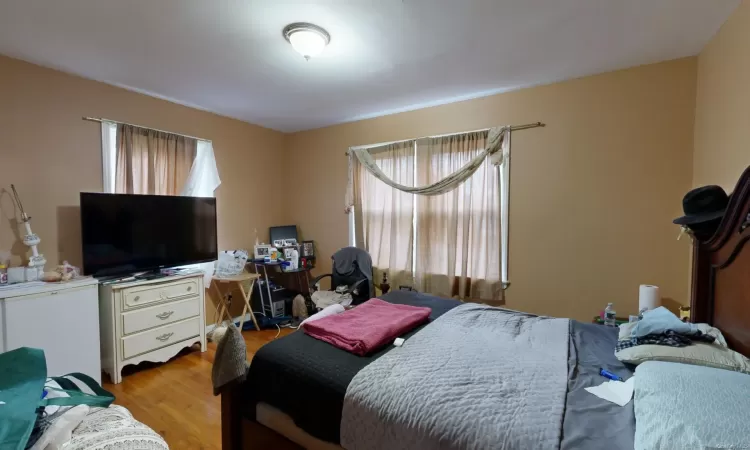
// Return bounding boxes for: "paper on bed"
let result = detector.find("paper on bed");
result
[585,377,635,406]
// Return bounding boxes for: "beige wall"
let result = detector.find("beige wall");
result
[694,0,750,190]
[0,53,701,323]
[286,58,697,321]
[0,55,287,323]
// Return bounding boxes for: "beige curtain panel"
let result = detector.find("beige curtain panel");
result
[116,124,197,195]
[352,141,416,289]
[414,132,503,302]
[345,126,508,211]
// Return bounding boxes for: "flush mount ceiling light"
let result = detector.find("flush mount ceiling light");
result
[283,22,330,61]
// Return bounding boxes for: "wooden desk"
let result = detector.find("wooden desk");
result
[212,273,261,331]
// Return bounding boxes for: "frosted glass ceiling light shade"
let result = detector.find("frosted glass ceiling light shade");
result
[283,23,330,60]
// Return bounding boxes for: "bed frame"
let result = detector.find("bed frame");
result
[220,165,750,450]
[690,166,750,358]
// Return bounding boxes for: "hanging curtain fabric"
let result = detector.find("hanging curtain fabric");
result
[414,132,503,302]
[115,124,197,195]
[181,140,221,197]
[352,141,416,288]
[180,139,221,287]
[345,126,508,212]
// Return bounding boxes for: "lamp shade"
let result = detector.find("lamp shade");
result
[283,23,330,60]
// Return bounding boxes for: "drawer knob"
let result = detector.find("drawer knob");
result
[156,311,174,320]
[134,295,140,302]
[187,286,192,292]
[155,332,174,342]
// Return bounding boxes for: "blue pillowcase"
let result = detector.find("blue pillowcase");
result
[630,306,697,338]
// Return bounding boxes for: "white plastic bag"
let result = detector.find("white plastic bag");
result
[215,250,248,278]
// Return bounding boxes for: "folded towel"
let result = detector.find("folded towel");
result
[303,298,431,355]
[631,306,698,338]
[301,303,346,327]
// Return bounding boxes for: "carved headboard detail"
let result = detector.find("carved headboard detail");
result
[691,166,750,358]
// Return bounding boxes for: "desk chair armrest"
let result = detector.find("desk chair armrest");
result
[348,278,370,296]
[310,273,332,292]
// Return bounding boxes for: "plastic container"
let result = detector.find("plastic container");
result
[0,264,7,285]
[604,303,616,327]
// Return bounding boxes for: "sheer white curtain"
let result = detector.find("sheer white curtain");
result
[353,141,415,288]
[101,122,117,193]
[181,140,221,197]
[181,140,221,285]
[414,132,503,302]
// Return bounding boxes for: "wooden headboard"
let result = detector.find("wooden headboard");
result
[691,166,750,358]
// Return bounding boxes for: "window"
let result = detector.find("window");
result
[350,130,508,302]
[99,121,219,197]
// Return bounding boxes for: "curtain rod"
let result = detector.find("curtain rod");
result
[347,121,545,153]
[82,117,211,143]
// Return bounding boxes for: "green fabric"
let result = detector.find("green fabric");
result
[47,373,114,408]
[0,347,47,450]
[0,350,115,449]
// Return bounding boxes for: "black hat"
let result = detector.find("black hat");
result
[673,185,729,225]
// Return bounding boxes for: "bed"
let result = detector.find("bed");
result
[221,166,750,450]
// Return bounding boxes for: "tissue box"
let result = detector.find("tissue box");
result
[7,267,25,284]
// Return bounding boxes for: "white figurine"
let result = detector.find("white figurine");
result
[11,184,46,269]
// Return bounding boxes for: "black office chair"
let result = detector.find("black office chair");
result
[309,247,373,306]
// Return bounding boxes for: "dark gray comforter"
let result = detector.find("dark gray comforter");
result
[563,320,635,449]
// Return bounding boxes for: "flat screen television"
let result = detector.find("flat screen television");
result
[80,193,217,277]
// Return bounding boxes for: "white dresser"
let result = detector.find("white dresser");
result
[99,273,206,384]
[0,278,101,383]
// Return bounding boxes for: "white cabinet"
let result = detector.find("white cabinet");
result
[0,278,101,383]
[99,273,206,384]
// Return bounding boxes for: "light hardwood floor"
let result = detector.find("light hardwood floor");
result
[102,327,294,450]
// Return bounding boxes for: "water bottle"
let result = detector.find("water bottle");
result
[604,303,616,327]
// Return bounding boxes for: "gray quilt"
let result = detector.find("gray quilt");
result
[340,304,570,450]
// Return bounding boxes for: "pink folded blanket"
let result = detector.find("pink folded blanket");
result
[302,298,431,355]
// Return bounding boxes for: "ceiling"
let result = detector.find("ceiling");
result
[0,0,739,132]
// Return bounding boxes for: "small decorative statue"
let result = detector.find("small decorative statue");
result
[10,185,46,269]
[380,272,390,294]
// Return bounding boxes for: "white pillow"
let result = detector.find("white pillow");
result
[616,341,750,374]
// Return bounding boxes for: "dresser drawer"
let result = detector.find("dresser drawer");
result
[121,317,200,360]
[121,297,200,335]
[121,278,200,310]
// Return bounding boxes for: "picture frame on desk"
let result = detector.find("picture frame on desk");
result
[301,240,315,258]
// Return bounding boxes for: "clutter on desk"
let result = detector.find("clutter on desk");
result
[253,244,273,261]
[282,247,299,272]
